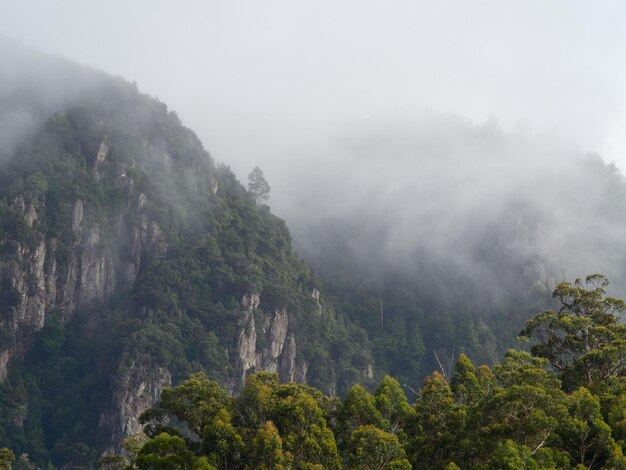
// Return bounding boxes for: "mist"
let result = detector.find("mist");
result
[2,2,626,304]
[0,37,111,160]
[266,112,626,307]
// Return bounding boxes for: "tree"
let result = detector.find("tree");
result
[557,387,626,469]
[248,167,270,204]
[481,350,568,456]
[520,274,626,390]
[247,421,288,470]
[274,390,341,469]
[339,384,384,439]
[136,433,196,470]
[408,371,465,468]
[345,425,411,470]
[450,353,482,407]
[374,375,414,436]
[489,440,538,470]
[202,408,245,470]
[0,448,15,470]
[144,373,231,438]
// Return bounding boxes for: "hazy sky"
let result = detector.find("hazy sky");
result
[2,1,626,183]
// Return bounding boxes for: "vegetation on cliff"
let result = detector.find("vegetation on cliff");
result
[0,73,371,468]
[101,275,626,469]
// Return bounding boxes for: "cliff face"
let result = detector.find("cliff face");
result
[0,71,372,467]
[0,135,165,381]
[98,358,171,455]
[235,293,296,385]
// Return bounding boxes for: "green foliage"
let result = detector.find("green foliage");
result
[0,72,373,468]
[520,274,626,390]
[373,375,414,436]
[247,166,271,204]
[0,448,15,470]
[5,49,626,470]
[156,373,231,437]
[136,433,195,470]
[345,425,410,470]
[247,421,288,470]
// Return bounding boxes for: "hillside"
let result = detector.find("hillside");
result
[275,115,626,384]
[3,43,626,468]
[0,48,372,467]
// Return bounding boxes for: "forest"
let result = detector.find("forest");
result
[69,274,626,469]
[3,40,626,469]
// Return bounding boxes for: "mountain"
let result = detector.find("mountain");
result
[0,43,372,467]
[273,114,626,383]
[3,40,626,468]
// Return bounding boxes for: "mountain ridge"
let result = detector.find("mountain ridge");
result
[0,51,372,466]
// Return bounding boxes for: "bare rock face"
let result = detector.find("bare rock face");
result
[99,359,171,454]
[234,293,304,388]
[265,309,289,361]
[120,215,167,285]
[4,239,49,335]
[77,225,116,305]
[0,350,10,382]
[93,139,110,181]
[279,335,297,382]
[2,218,119,351]
[0,160,166,383]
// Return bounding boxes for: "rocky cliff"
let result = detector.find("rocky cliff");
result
[0,64,372,467]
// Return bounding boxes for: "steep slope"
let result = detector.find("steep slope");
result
[0,52,372,467]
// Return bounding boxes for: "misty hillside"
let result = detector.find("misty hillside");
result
[0,43,373,467]
[271,113,626,379]
[3,39,626,468]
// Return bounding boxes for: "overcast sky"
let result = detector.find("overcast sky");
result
[2,1,626,183]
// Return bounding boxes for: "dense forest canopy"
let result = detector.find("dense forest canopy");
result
[91,275,626,470]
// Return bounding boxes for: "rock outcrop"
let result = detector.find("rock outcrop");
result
[0,138,169,384]
[234,293,301,388]
[99,359,171,454]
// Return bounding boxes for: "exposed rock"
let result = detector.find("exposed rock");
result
[279,335,297,382]
[120,216,167,285]
[77,226,116,305]
[295,360,308,383]
[12,195,25,215]
[136,193,146,212]
[265,309,289,361]
[0,194,167,383]
[237,307,258,382]
[241,293,260,311]
[0,350,9,382]
[71,199,83,234]
[234,294,304,386]
[311,288,320,301]
[99,360,171,454]
[24,203,37,228]
[93,139,109,181]
[117,171,134,198]
[5,239,48,335]
[43,239,58,309]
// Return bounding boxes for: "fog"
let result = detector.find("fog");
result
[275,112,626,304]
[0,38,109,159]
[3,2,626,299]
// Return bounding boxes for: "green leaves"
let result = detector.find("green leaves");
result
[346,425,410,470]
[247,167,271,205]
[520,274,626,390]
[136,433,196,470]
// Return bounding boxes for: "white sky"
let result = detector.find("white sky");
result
[2,1,626,180]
